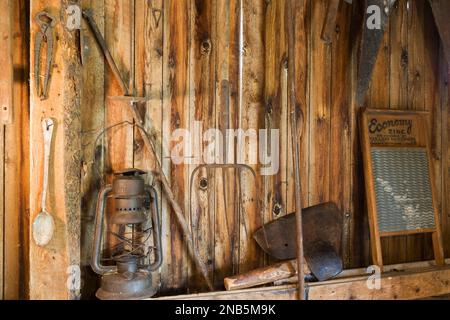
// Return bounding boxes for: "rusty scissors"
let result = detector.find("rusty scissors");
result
[34,11,56,100]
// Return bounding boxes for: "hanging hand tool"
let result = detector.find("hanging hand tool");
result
[33,118,56,247]
[34,11,56,100]
[82,9,214,291]
[356,0,397,106]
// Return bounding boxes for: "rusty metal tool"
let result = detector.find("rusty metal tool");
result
[254,203,343,282]
[82,10,214,291]
[356,0,397,105]
[34,11,56,100]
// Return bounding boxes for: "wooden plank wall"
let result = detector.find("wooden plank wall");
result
[74,0,450,297]
[0,0,448,299]
[28,0,82,300]
[0,0,29,300]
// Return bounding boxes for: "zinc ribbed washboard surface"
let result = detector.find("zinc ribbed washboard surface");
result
[371,148,436,233]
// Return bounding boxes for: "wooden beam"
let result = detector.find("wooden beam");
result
[29,0,82,300]
[0,0,13,124]
[156,264,450,300]
[225,257,450,291]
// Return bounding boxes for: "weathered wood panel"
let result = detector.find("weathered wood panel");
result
[309,0,331,207]
[4,0,30,300]
[239,0,265,274]
[80,0,105,300]
[72,0,450,296]
[162,0,191,293]
[188,0,215,291]
[0,0,444,298]
[29,0,82,300]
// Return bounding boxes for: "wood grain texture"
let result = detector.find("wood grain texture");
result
[188,0,216,292]
[18,0,450,297]
[309,0,331,206]
[161,0,190,293]
[384,0,407,265]
[135,0,164,292]
[4,0,30,300]
[330,0,352,266]
[80,0,105,300]
[211,0,242,290]
[0,119,4,300]
[239,0,265,274]
[29,0,82,300]
[0,0,14,125]
[103,0,134,277]
[158,264,450,300]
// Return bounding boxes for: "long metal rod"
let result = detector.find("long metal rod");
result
[83,11,214,291]
[286,0,306,300]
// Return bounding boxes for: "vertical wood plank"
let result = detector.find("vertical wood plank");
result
[291,0,310,212]
[211,0,242,289]
[29,0,82,300]
[439,46,450,258]
[0,127,4,300]
[422,0,441,261]
[105,0,134,175]
[385,0,407,264]
[80,0,105,299]
[389,0,407,110]
[349,0,372,267]
[330,1,353,267]
[309,0,331,206]
[4,0,30,300]
[102,0,134,273]
[0,0,14,125]
[160,0,190,293]
[133,0,165,291]
[0,0,13,298]
[187,0,216,292]
[239,0,265,273]
[405,0,428,263]
[263,0,283,222]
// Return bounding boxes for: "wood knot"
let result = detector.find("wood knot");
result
[201,39,211,55]
[335,25,341,34]
[401,49,408,69]
[273,203,282,216]
[168,54,176,68]
[199,177,208,191]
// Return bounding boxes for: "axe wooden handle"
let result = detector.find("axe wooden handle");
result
[224,260,310,291]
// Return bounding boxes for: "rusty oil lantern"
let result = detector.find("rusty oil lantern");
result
[91,169,162,300]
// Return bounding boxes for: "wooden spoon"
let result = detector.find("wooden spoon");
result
[32,118,55,247]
